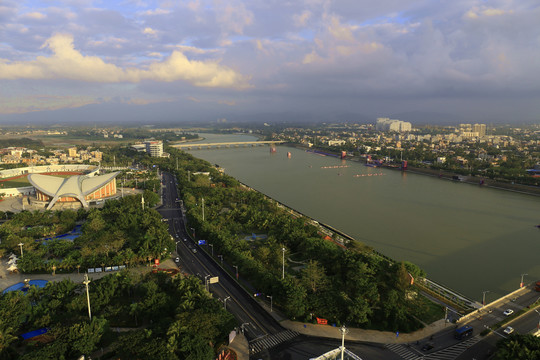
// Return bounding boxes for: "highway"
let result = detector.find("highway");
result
[157,171,293,356]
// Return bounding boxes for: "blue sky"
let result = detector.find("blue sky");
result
[0,0,539,124]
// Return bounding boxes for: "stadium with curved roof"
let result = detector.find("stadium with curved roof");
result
[28,171,120,210]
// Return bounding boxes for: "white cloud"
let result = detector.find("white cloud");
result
[172,45,221,55]
[215,1,254,37]
[21,11,46,20]
[464,6,513,20]
[143,27,157,35]
[327,15,356,42]
[0,33,251,89]
[142,8,171,16]
[293,10,311,27]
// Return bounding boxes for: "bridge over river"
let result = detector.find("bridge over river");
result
[171,141,284,150]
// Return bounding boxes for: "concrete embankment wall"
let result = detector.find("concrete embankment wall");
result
[403,166,540,196]
[457,285,531,324]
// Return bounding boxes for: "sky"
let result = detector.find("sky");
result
[0,0,539,125]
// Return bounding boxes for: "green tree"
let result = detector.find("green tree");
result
[68,317,109,356]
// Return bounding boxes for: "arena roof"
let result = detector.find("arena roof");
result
[28,172,120,210]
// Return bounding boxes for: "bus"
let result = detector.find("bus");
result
[454,325,473,340]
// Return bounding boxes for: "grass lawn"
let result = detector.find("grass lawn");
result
[412,294,446,325]
[0,177,30,187]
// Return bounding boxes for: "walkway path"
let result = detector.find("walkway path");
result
[0,260,175,293]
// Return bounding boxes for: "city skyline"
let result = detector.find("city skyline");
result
[1,0,539,124]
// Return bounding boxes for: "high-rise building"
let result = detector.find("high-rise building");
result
[376,118,412,132]
[68,147,78,158]
[473,124,486,137]
[144,141,163,157]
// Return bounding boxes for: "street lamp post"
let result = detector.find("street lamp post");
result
[218,255,223,266]
[18,242,24,258]
[209,244,214,256]
[282,247,286,279]
[482,290,490,307]
[535,310,540,329]
[267,295,273,312]
[340,325,348,360]
[521,273,528,288]
[233,265,238,280]
[83,273,92,321]
[202,197,205,222]
[224,296,231,310]
[205,275,211,291]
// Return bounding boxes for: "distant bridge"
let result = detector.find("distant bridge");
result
[171,141,284,150]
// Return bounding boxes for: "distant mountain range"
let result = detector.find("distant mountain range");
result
[0,101,519,127]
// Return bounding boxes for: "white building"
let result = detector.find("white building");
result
[376,118,412,132]
[144,141,163,157]
[328,140,346,146]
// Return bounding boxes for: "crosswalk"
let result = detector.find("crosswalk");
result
[386,343,420,360]
[386,336,481,360]
[422,337,481,360]
[249,330,299,355]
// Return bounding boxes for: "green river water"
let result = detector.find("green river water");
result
[183,133,540,301]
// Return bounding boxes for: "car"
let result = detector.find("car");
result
[183,238,187,242]
[175,257,179,262]
[503,326,514,335]
[421,344,434,352]
[503,309,514,316]
[192,249,197,253]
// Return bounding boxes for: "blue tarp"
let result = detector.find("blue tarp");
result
[20,328,49,340]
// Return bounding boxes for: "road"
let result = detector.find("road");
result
[157,171,296,357]
[385,288,540,360]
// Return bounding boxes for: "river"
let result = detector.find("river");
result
[182,133,540,301]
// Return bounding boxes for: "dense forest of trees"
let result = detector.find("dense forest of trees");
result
[494,334,540,359]
[0,272,235,359]
[0,189,169,272]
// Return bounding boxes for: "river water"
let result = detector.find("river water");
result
[183,133,540,301]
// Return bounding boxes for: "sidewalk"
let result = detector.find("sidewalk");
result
[256,297,447,345]
[0,260,174,293]
[281,319,447,344]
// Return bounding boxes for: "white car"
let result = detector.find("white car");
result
[503,326,514,335]
[175,257,180,263]
[503,309,514,316]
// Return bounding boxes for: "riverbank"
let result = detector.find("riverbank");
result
[286,143,540,197]
[403,166,540,196]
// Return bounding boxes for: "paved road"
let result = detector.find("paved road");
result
[158,171,292,355]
